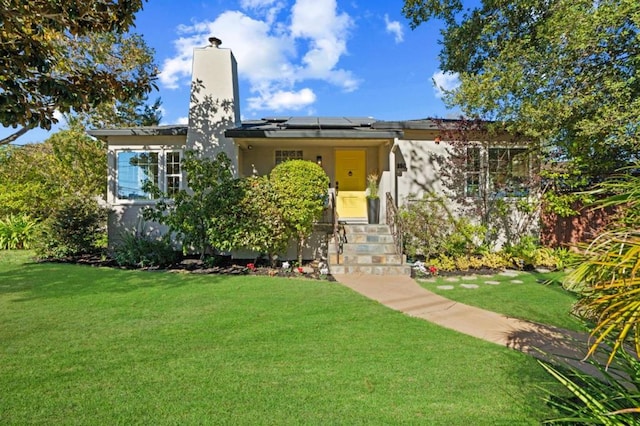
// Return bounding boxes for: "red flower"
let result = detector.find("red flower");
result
[247,263,256,271]
[297,267,304,273]
[429,266,438,275]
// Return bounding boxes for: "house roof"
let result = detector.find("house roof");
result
[87,125,188,138]
[224,117,403,139]
[87,117,491,140]
[373,118,446,130]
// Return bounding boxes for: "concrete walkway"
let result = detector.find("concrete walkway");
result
[335,273,607,377]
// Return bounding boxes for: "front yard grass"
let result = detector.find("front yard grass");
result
[0,251,565,424]
[416,270,586,332]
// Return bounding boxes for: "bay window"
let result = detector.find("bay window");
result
[116,150,182,201]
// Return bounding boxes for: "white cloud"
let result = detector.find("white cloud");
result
[239,0,284,25]
[176,116,189,125]
[240,0,277,8]
[384,14,404,43]
[432,70,461,98]
[158,36,203,89]
[159,0,359,112]
[248,88,316,111]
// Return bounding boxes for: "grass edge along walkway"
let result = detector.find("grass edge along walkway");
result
[336,273,607,379]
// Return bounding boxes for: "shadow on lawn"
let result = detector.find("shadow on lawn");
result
[504,321,623,382]
[0,262,228,302]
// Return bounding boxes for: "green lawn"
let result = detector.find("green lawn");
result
[0,251,565,424]
[416,270,586,332]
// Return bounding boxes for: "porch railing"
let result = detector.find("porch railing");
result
[329,188,347,264]
[329,190,342,263]
[386,192,403,255]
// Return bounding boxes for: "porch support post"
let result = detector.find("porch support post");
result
[390,138,399,205]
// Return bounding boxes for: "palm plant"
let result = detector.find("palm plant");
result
[542,165,640,423]
[563,166,640,367]
[541,350,640,424]
[565,232,640,366]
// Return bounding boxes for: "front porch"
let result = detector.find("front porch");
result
[227,116,404,225]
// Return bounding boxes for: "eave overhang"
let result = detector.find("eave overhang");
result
[87,125,188,139]
[225,128,403,139]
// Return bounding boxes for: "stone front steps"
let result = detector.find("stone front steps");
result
[328,224,410,276]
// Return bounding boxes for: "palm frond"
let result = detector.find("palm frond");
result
[565,232,640,366]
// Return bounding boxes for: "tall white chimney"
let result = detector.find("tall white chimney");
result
[186,37,241,174]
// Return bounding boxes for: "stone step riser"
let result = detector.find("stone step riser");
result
[328,254,407,266]
[343,225,391,235]
[342,254,403,265]
[330,265,412,275]
[341,244,398,254]
[343,234,395,244]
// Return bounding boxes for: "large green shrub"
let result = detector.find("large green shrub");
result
[0,214,39,250]
[35,196,108,259]
[270,160,329,264]
[113,232,178,268]
[234,176,289,265]
[401,193,485,259]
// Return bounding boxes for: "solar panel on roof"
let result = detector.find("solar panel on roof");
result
[282,116,377,129]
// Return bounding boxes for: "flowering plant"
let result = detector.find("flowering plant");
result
[367,171,379,199]
[413,261,438,276]
[247,263,256,271]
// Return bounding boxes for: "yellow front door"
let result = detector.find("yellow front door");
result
[335,149,366,219]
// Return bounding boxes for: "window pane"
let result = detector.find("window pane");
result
[165,151,181,197]
[488,148,529,196]
[465,147,481,197]
[167,176,180,196]
[117,152,158,200]
[466,173,481,197]
[275,150,303,165]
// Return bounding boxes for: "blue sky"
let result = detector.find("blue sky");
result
[4,0,461,144]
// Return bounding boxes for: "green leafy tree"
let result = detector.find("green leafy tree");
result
[0,124,106,219]
[67,33,162,129]
[144,151,244,259]
[403,0,640,195]
[0,1,156,144]
[270,160,329,265]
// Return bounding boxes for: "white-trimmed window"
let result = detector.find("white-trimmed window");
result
[116,150,182,201]
[275,149,303,165]
[465,147,482,197]
[165,151,182,197]
[465,146,530,197]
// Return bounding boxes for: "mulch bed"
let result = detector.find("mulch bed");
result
[41,254,335,281]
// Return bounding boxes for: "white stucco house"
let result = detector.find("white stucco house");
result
[88,38,536,275]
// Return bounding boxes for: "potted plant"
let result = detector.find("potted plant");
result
[366,171,380,224]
